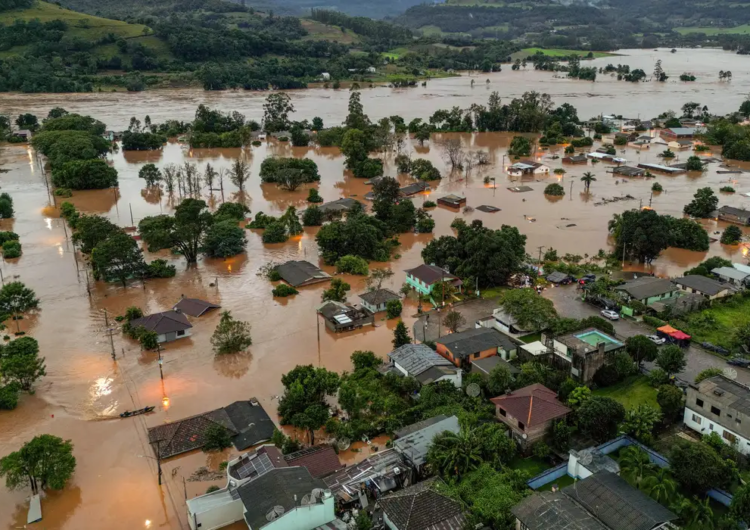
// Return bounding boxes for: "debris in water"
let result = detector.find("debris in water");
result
[508,186,533,193]
[593,194,636,206]
[476,205,500,213]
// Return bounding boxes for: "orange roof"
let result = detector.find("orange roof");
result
[490,384,571,427]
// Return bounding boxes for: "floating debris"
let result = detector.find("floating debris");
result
[593,194,636,206]
[476,205,501,213]
[508,186,534,193]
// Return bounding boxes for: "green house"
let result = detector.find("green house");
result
[404,264,463,297]
[614,276,679,316]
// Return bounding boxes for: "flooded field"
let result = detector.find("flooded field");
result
[0,46,749,530]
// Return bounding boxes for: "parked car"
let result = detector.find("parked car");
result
[647,335,666,345]
[578,274,596,285]
[702,342,729,355]
[600,309,619,321]
[727,358,750,368]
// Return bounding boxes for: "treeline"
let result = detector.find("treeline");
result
[0,0,31,10]
[309,9,412,45]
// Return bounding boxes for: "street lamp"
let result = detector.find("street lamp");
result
[138,440,163,485]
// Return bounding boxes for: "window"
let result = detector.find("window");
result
[723,431,738,444]
[711,406,721,416]
[499,408,507,417]
[737,418,742,424]
[710,423,714,430]
[518,421,525,431]
[692,414,702,425]
[177,330,185,337]
[696,398,704,408]
[473,352,480,359]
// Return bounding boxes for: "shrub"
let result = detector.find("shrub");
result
[307,189,323,203]
[51,160,118,190]
[651,182,663,192]
[247,212,278,229]
[0,193,14,218]
[268,269,282,281]
[685,156,704,171]
[721,225,743,245]
[202,424,233,452]
[336,255,369,275]
[720,186,736,193]
[139,330,159,351]
[302,206,323,226]
[0,232,19,245]
[386,299,402,319]
[648,367,670,387]
[544,183,565,196]
[643,315,667,328]
[532,441,550,459]
[2,241,21,259]
[262,222,288,243]
[278,136,289,142]
[593,364,620,387]
[147,259,176,278]
[252,140,262,146]
[54,188,73,197]
[423,200,436,208]
[206,486,220,494]
[416,216,435,233]
[272,284,299,297]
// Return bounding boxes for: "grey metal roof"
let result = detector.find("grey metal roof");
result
[719,205,750,219]
[404,264,458,286]
[238,467,326,530]
[173,297,221,317]
[317,198,362,214]
[130,310,192,335]
[394,415,449,439]
[389,343,454,377]
[378,477,467,530]
[563,471,677,530]
[224,400,276,450]
[547,271,573,283]
[435,328,515,358]
[415,366,458,385]
[394,415,460,467]
[713,267,750,282]
[665,127,697,135]
[275,260,331,287]
[673,275,728,296]
[614,276,677,301]
[359,288,401,306]
[699,375,750,415]
[512,491,608,530]
[471,356,521,376]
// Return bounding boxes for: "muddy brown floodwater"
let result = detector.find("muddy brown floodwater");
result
[1,46,750,530]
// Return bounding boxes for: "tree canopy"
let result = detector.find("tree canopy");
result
[0,434,76,495]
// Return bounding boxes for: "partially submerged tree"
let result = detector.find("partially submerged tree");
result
[0,282,39,334]
[0,434,76,495]
[91,232,146,286]
[321,278,351,303]
[277,365,340,444]
[211,311,252,355]
[138,164,162,187]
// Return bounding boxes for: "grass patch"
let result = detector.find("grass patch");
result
[672,294,750,350]
[593,375,659,410]
[509,455,551,476]
[520,332,542,344]
[517,47,614,58]
[674,25,750,35]
[383,47,410,60]
[300,19,360,44]
[481,286,506,299]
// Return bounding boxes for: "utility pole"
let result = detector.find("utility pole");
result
[156,440,162,486]
[537,246,545,266]
[103,309,116,361]
[649,191,653,208]
[569,180,573,199]
[129,203,135,227]
[622,243,628,269]
[157,343,164,381]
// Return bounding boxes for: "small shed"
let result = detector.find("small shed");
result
[546,271,574,285]
[656,325,692,347]
[562,154,588,165]
[437,194,466,209]
[275,260,331,287]
[612,166,646,178]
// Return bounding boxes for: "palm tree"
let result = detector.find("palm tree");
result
[642,467,677,504]
[678,496,714,530]
[426,428,482,480]
[618,446,655,489]
[580,171,597,193]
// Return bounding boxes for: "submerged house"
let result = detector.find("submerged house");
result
[275,260,331,288]
[129,310,192,344]
[718,205,750,226]
[507,160,550,177]
[317,301,374,333]
[358,288,401,313]
[437,194,466,209]
[173,296,221,317]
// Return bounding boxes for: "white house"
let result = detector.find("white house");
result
[321,72,331,81]
[388,343,462,387]
[187,446,335,530]
[358,288,401,313]
[507,160,550,177]
[712,266,750,287]
[128,310,192,344]
[684,375,750,456]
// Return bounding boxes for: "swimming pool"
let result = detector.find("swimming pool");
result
[575,330,622,347]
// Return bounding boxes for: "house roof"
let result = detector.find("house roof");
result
[673,274,728,296]
[734,263,750,275]
[435,328,514,358]
[323,449,404,503]
[228,445,287,482]
[614,276,677,301]
[612,166,645,177]
[438,194,465,204]
[404,264,458,286]
[471,356,521,376]
[317,198,361,214]
[719,205,750,218]
[359,288,401,306]
[713,267,750,282]
[394,415,449,439]
[563,471,677,530]
[665,127,697,135]
[173,297,221,317]
[378,477,467,530]
[275,260,331,287]
[393,415,460,467]
[283,445,343,478]
[224,400,276,451]
[130,310,192,335]
[389,343,454,377]
[490,384,571,427]
[147,399,274,458]
[416,366,459,385]
[547,271,573,283]
[237,467,326,530]
[695,375,750,416]
[512,490,608,530]
[563,154,588,162]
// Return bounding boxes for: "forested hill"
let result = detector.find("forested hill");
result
[57,0,427,19]
[395,0,750,49]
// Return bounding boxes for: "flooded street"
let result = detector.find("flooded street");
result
[0,46,749,530]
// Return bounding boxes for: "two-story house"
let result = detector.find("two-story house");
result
[684,375,750,455]
[548,328,626,384]
[491,384,571,450]
[404,264,462,298]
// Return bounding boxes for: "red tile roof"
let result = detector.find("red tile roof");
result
[283,445,343,478]
[490,384,571,427]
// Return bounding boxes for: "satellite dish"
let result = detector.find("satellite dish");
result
[724,367,738,380]
[266,506,285,521]
[300,494,311,506]
[312,488,324,499]
[580,451,593,466]
[522,433,528,440]
[337,438,351,451]
[466,383,481,397]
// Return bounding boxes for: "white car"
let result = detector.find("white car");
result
[600,309,620,321]
[647,335,666,345]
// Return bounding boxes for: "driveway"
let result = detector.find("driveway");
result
[543,284,750,385]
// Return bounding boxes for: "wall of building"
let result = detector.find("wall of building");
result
[436,344,496,368]
[264,497,335,530]
[405,274,432,296]
[684,408,750,456]
[187,495,244,530]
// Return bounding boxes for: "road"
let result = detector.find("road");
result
[411,286,750,385]
[542,284,750,385]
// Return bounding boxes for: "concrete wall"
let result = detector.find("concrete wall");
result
[187,493,244,530]
[684,409,750,456]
